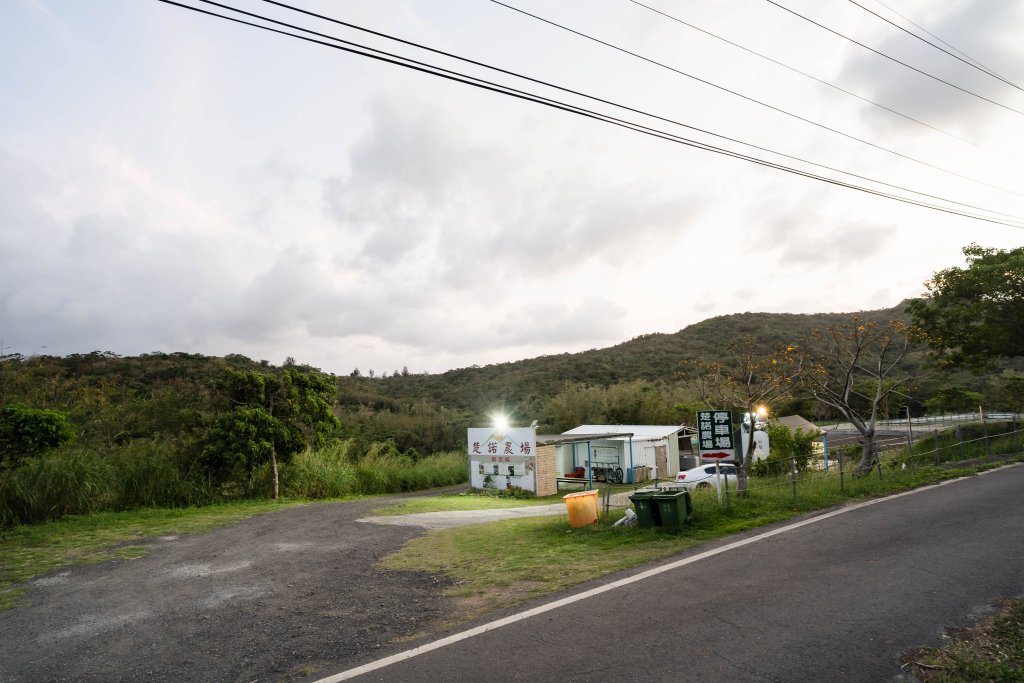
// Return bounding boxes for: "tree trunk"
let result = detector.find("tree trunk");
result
[270,448,279,500]
[856,438,875,475]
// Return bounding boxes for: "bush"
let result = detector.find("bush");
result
[0,404,75,468]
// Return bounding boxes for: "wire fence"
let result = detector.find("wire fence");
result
[683,420,1023,513]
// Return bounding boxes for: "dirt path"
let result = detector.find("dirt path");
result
[0,489,466,683]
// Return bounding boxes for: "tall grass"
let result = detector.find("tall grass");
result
[283,446,466,498]
[1,440,468,528]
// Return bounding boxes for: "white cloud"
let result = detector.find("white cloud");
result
[1,0,1022,374]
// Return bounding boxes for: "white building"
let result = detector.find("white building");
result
[558,425,694,483]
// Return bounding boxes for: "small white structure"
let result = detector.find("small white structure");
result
[559,425,693,483]
[468,427,539,493]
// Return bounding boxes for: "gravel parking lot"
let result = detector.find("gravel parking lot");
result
[0,491,465,683]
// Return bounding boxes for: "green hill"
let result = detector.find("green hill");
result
[358,302,916,416]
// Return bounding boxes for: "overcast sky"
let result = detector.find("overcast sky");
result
[2,0,1023,375]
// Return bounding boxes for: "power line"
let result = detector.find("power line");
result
[489,0,1023,199]
[628,0,1010,158]
[763,0,1024,117]
[155,0,1024,229]
[219,0,1020,219]
[850,0,1022,91]
[867,0,1012,84]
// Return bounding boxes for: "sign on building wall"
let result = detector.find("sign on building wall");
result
[468,427,537,492]
[697,410,736,461]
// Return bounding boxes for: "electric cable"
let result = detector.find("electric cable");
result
[155,0,1024,228]
[203,0,1023,220]
[628,0,1011,158]
[489,0,1024,198]
[866,0,1013,84]
[847,0,1024,92]
[763,0,1024,117]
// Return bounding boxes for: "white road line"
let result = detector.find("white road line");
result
[314,465,1019,682]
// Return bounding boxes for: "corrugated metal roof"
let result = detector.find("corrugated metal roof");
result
[536,432,634,446]
[562,425,691,440]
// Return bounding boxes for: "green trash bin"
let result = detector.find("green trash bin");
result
[654,489,693,530]
[629,488,662,528]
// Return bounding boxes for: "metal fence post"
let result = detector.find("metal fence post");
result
[905,406,914,474]
[724,469,731,511]
[839,450,845,494]
[877,445,883,480]
[1014,414,1019,453]
[982,408,991,456]
[790,456,797,500]
[935,430,942,465]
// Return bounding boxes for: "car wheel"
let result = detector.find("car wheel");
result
[696,482,711,490]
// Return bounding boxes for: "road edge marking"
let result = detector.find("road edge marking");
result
[313,464,1019,682]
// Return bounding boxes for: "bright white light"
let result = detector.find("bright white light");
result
[493,415,510,432]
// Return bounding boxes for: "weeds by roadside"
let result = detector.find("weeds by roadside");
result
[901,597,1024,682]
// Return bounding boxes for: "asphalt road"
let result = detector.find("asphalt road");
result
[319,464,1024,682]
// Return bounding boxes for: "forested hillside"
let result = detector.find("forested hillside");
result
[352,303,918,417]
[3,299,1020,526]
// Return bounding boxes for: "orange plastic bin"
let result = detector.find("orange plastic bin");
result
[563,489,599,527]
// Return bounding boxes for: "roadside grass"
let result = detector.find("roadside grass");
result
[901,597,1024,681]
[380,493,799,621]
[0,498,312,611]
[380,458,1023,626]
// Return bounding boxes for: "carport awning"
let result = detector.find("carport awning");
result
[536,433,634,446]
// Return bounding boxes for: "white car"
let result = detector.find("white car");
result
[674,463,739,490]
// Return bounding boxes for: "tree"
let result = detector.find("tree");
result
[680,337,797,495]
[0,403,75,468]
[202,368,339,499]
[908,244,1024,368]
[756,423,820,476]
[924,386,985,414]
[796,318,921,475]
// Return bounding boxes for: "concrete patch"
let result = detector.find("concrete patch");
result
[40,610,151,642]
[168,560,253,578]
[32,571,71,587]
[358,504,568,529]
[273,542,314,552]
[199,585,267,608]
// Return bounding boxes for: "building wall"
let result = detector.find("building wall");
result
[535,444,557,497]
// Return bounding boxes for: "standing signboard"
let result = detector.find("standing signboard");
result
[697,410,737,462]
[468,427,537,492]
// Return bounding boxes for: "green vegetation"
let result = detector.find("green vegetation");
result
[0,446,466,527]
[909,244,1024,369]
[0,351,469,527]
[202,367,339,499]
[0,403,75,468]
[3,248,1023,529]
[902,597,1024,681]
